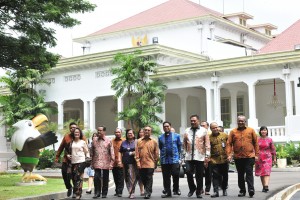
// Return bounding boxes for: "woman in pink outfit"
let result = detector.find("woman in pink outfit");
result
[255,126,277,192]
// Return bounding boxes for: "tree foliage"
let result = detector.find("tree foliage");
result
[0,69,58,139]
[111,50,167,135]
[0,0,96,72]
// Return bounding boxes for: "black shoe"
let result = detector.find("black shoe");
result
[102,195,107,198]
[161,193,172,198]
[117,194,122,197]
[144,194,151,199]
[93,194,100,199]
[238,192,246,197]
[223,190,227,196]
[86,190,92,194]
[114,194,118,196]
[211,192,219,198]
[196,194,203,198]
[67,188,73,197]
[162,189,166,194]
[173,189,181,195]
[188,190,195,197]
[262,186,269,192]
[249,190,255,198]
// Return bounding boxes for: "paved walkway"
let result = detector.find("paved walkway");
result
[7,167,300,200]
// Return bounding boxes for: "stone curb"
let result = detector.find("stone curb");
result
[10,180,115,200]
[268,183,300,200]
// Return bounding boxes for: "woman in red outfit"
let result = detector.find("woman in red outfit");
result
[255,126,277,192]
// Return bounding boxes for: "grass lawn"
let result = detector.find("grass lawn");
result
[0,173,87,200]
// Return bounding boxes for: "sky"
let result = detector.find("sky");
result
[48,0,300,58]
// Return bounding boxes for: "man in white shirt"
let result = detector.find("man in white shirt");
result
[183,115,210,199]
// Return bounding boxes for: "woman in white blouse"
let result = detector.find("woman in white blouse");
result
[67,128,90,199]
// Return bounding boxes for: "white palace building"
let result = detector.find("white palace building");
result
[1,0,300,168]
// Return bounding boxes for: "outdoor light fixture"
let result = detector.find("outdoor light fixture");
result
[268,79,282,109]
[152,37,158,44]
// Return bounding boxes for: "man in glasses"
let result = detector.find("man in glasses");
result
[135,125,159,199]
[55,122,87,198]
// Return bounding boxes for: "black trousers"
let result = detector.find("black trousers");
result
[185,160,204,195]
[140,168,154,196]
[204,162,212,192]
[211,163,229,192]
[161,163,180,194]
[112,167,124,194]
[94,169,109,196]
[62,162,72,190]
[235,158,255,193]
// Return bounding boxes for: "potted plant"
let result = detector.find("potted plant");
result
[276,144,288,168]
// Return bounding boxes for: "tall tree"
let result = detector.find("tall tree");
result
[0,0,95,72]
[0,69,58,139]
[111,50,167,135]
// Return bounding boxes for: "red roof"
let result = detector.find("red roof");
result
[259,19,300,54]
[88,0,222,36]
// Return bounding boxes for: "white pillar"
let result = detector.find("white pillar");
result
[205,87,212,122]
[90,99,96,130]
[83,100,90,129]
[211,76,222,125]
[294,78,300,115]
[179,94,187,134]
[246,81,258,128]
[117,97,124,129]
[283,68,292,116]
[230,90,237,128]
[57,100,65,130]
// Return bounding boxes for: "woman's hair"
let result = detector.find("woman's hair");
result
[125,129,135,140]
[72,127,83,139]
[137,128,144,139]
[92,132,98,138]
[259,126,268,136]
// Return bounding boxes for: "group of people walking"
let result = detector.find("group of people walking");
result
[54,114,277,199]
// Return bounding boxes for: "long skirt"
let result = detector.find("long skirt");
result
[71,162,85,196]
[124,163,138,194]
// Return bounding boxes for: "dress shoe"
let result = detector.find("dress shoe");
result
[114,194,118,196]
[117,194,122,197]
[187,190,195,197]
[238,192,246,197]
[249,190,255,198]
[223,190,227,196]
[161,193,172,198]
[211,192,219,198]
[67,188,73,197]
[196,194,203,198]
[86,190,92,194]
[93,194,100,199]
[102,195,107,198]
[173,189,181,195]
[144,194,151,199]
[162,189,166,194]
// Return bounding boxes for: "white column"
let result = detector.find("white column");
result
[90,99,96,130]
[211,76,222,125]
[179,94,187,134]
[230,90,237,128]
[57,100,65,130]
[205,87,212,122]
[283,68,292,116]
[117,97,124,129]
[83,100,90,129]
[246,81,258,128]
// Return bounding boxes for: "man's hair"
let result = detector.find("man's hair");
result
[201,121,209,126]
[69,122,77,127]
[163,121,171,126]
[190,114,199,120]
[98,125,106,131]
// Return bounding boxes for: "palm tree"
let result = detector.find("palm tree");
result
[111,50,167,135]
